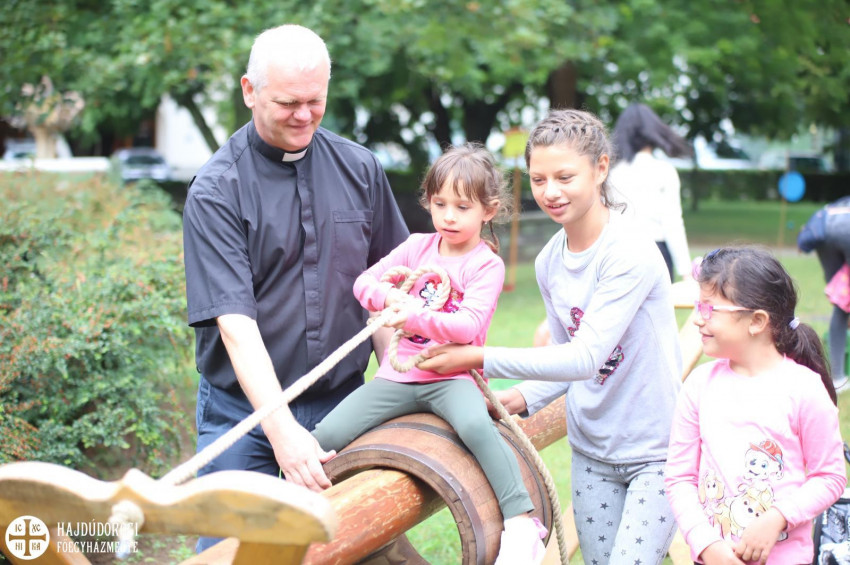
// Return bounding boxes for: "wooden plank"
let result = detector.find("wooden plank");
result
[0,462,335,564]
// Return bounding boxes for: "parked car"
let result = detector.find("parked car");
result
[758,150,833,173]
[657,135,755,170]
[3,139,36,161]
[3,136,73,160]
[111,147,172,183]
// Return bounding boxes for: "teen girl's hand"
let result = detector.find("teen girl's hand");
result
[486,388,528,419]
[417,343,484,374]
[699,540,746,565]
[733,507,786,564]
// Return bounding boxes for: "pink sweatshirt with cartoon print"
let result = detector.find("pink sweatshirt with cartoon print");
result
[353,232,504,385]
[665,357,846,564]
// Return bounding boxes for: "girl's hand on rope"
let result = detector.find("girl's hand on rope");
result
[384,301,419,330]
[486,388,528,419]
[271,418,336,492]
[417,343,484,374]
[384,287,417,309]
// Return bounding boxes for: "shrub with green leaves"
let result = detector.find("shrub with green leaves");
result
[0,173,194,477]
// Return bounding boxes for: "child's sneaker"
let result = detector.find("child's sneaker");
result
[494,516,547,565]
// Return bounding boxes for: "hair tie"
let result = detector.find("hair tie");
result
[691,256,703,279]
[789,317,800,330]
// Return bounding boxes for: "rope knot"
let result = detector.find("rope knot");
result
[107,499,144,559]
[380,265,450,373]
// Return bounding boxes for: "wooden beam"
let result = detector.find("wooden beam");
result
[302,398,567,564]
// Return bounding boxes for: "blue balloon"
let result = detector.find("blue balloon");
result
[779,171,805,202]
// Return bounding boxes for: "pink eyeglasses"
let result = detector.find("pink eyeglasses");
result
[694,301,755,320]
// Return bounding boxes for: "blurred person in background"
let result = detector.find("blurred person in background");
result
[610,103,693,282]
[798,196,850,391]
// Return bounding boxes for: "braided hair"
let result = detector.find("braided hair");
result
[525,109,624,211]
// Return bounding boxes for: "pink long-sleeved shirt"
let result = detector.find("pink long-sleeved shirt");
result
[353,232,504,384]
[665,357,846,563]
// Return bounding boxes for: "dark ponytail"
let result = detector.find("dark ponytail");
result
[781,322,836,405]
[698,246,837,406]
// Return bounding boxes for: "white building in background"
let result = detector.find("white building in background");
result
[154,95,227,182]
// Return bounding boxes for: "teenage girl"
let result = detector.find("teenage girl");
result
[312,143,548,564]
[665,246,846,564]
[419,109,683,564]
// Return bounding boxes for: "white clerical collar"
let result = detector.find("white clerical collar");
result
[282,148,308,162]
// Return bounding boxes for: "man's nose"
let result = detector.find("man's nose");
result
[293,105,311,121]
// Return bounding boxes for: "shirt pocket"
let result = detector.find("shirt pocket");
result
[332,209,373,277]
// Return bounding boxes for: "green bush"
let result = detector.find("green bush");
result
[0,173,194,478]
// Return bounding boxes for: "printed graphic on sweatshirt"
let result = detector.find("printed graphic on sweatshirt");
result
[408,277,462,345]
[698,439,788,543]
[565,306,624,385]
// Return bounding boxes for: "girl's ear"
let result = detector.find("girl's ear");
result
[483,199,500,223]
[596,154,610,185]
[749,310,770,337]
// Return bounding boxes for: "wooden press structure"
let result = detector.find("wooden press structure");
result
[0,281,702,564]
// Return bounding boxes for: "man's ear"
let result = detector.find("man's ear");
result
[240,76,256,109]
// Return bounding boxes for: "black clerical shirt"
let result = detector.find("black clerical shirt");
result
[183,121,409,396]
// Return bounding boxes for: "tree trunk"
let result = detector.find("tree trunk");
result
[31,127,57,159]
[426,86,452,152]
[546,61,578,109]
[461,83,524,143]
[175,92,221,153]
[232,85,252,134]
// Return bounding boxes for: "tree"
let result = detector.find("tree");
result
[10,76,84,158]
[2,0,847,166]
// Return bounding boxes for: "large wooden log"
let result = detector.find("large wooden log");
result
[303,397,567,565]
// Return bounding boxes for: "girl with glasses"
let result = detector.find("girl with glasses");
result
[665,246,845,564]
[418,109,683,564]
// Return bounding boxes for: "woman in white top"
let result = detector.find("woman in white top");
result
[609,103,693,281]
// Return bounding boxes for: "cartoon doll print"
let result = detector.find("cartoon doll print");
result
[407,277,462,345]
[702,439,788,543]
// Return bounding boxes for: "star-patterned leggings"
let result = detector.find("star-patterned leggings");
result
[571,450,677,565]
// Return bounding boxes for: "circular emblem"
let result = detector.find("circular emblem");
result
[5,516,50,560]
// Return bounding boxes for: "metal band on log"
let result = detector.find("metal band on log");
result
[303,395,567,565]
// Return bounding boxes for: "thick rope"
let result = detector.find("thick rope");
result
[470,369,569,565]
[383,265,451,372]
[159,308,396,487]
[107,500,145,559]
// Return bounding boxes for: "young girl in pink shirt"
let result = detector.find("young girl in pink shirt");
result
[665,246,846,564]
[312,143,548,564]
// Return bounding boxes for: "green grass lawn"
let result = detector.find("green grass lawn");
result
[406,199,850,564]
